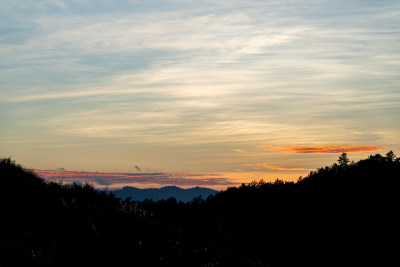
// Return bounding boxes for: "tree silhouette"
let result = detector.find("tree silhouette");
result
[337,152,350,166]
[386,150,396,161]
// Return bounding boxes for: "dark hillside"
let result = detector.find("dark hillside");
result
[0,158,180,266]
[141,152,399,266]
[1,153,399,266]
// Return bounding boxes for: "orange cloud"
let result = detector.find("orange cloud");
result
[266,145,385,154]
[252,163,313,171]
[246,163,312,171]
[230,149,246,153]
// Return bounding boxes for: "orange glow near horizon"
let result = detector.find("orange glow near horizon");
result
[34,169,237,190]
[263,145,386,154]
[32,169,309,191]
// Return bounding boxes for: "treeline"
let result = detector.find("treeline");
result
[0,152,399,266]
[140,152,399,266]
[0,158,175,266]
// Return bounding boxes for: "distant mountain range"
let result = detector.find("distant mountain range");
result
[111,186,218,202]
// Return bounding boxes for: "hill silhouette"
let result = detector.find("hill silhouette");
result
[112,185,217,202]
[0,152,398,266]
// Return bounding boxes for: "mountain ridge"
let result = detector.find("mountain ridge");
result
[111,185,218,202]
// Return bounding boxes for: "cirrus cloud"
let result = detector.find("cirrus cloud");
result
[248,163,313,171]
[230,149,246,153]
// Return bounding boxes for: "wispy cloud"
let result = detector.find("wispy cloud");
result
[266,145,386,154]
[248,163,313,171]
[230,149,246,153]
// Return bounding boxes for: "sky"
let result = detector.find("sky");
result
[1,0,399,190]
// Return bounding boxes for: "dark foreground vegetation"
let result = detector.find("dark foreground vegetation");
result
[1,152,399,266]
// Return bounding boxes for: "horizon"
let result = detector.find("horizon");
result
[1,1,399,190]
[32,149,392,191]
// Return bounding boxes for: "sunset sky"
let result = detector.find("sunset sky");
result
[1,0,399,190]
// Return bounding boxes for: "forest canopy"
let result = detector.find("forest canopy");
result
[0,152,398,266]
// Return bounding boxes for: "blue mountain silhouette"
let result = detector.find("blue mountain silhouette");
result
[112,185,218,202]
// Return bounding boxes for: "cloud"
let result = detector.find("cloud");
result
[94,177,112,186]
[266,145,386,154]
[34,170,236,188]
[230,149,246,153]
[248,163,313,171]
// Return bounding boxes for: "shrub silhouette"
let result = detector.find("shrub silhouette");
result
[1,153,399,266]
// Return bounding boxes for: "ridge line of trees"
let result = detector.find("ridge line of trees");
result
[1,152,398,266]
